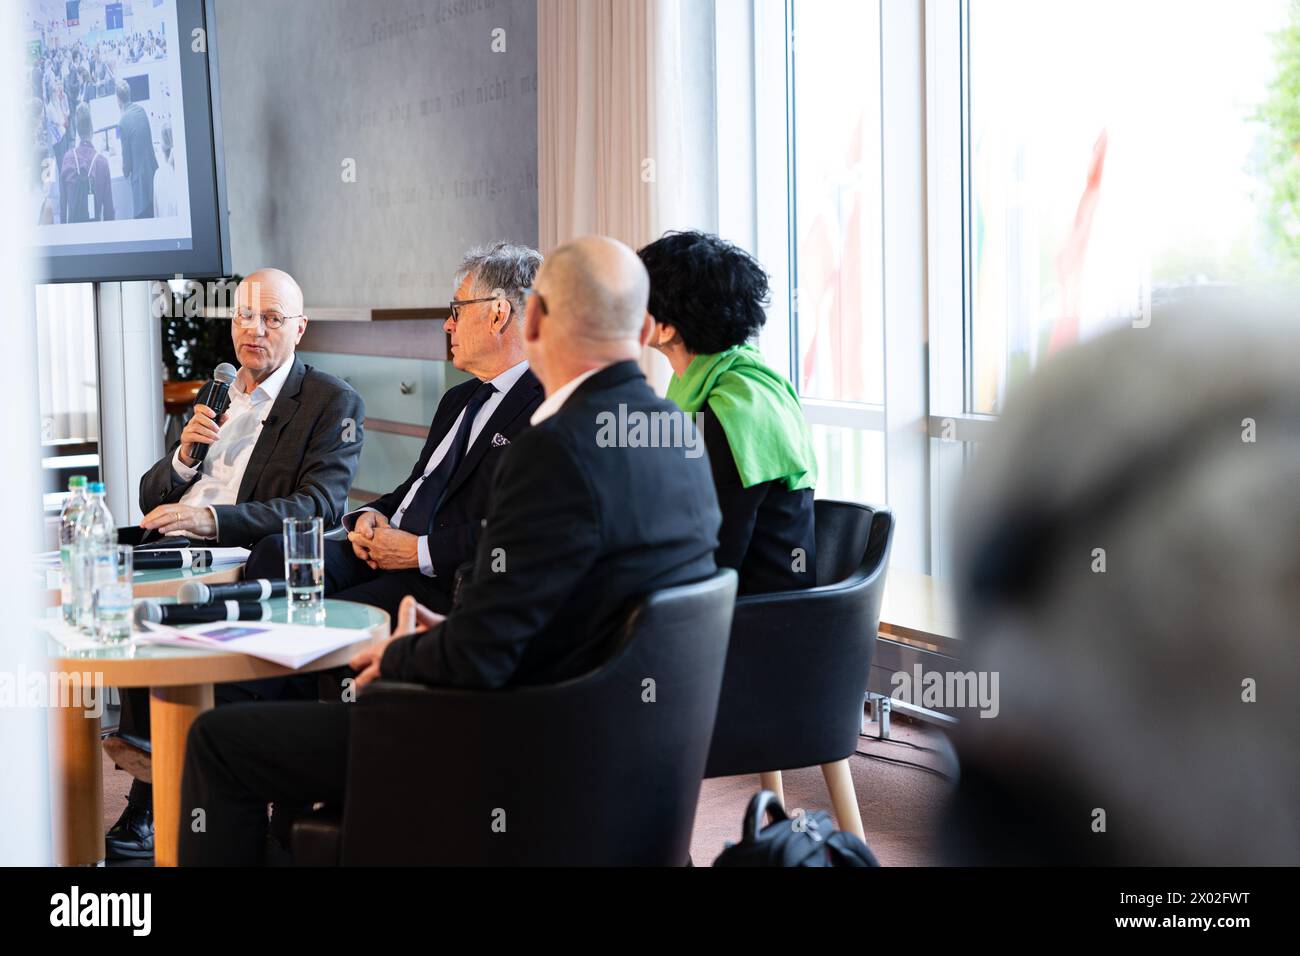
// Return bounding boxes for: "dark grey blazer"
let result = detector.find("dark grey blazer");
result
[139,356,365,549]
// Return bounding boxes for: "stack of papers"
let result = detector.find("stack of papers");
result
[139,620,372,669]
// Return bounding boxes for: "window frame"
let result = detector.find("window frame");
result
[738,0,987,579]
[925,0,978,578]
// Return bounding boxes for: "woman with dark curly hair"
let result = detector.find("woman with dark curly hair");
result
[639,230,817,595]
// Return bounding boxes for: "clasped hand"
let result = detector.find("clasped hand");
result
[348,511,420,571]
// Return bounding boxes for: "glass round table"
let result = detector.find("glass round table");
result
[42,562,244,608]
[47,598,390,868]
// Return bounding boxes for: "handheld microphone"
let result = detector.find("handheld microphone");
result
[177,578,288,604]
[135,600,273,627]
[190,363,238,463]
[133,549,214,571]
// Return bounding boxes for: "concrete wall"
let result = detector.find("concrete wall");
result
[214,0,538,490]
[216,0,538,307]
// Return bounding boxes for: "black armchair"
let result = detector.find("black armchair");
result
[704,500,894,839]
[293,569,738,865]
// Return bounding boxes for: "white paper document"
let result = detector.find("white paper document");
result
[139,619,372,669]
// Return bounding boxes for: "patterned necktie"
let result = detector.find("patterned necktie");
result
[398,380,497,533]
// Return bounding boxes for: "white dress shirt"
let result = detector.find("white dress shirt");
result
[346,360,530,577]
[529,365,605,426]
[172,357,295,537]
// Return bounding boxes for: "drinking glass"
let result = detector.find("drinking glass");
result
[283,517,324,612]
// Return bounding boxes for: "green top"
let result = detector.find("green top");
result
[666,344,817,491]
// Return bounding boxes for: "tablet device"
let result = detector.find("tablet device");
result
[118,527,193,550]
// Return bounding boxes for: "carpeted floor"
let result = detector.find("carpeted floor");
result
[688,715,956,866]
[101,712,957,866]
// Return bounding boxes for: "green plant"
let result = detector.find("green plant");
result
[1258,0,1300,278]
[160,276,240,380]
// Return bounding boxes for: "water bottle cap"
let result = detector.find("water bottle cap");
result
[89,482,106,494]
[68,476,87,489]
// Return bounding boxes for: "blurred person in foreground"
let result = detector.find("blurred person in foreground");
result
[943,294,1300,865]
[639,231,817,595]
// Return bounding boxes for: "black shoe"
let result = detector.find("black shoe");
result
[106,801,154,861]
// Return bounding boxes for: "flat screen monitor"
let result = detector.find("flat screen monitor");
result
[24,0,230,282]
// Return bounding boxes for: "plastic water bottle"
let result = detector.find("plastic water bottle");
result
[58,476,88,626]
[74,482,116,634]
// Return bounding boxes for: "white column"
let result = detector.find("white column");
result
[0,0,51,865]
[96,281,165,525]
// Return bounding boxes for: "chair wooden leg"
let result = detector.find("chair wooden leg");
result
[759,770,784,807]
[820,759,865,841]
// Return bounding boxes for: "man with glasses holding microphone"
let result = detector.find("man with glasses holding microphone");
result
[111,267,364,861]
[244,242,544,623]
[138,267,364,547]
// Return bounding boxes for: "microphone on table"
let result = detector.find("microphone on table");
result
[178,578,287,604]
[135,600,273,627]
[133,549,214,571]
[190,362,238,464]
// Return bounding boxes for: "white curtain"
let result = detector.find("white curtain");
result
[537,0,719,391]
[34,282,99,443]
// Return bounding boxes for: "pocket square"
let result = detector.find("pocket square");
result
[491,432,510,447]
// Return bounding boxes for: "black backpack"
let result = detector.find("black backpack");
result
[713,790,880,867]
[68,148,94,223]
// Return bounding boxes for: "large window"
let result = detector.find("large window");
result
[34,282,100,542]
[786,0,888,513]
[791,0,884,407]
[967,0,1294,413]
[741,0,1295,579]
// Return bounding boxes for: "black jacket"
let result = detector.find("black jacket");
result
[702,405,816,595]
[382,361,722,689]
[363,367,544,582]
[139,357,364,549]
[117,101,158,217]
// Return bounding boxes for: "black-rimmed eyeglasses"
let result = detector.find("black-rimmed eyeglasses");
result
[448,296,501,323]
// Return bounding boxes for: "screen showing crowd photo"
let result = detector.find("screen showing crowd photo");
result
[24,0,194,259]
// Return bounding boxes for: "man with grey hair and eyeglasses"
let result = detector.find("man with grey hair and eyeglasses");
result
[245,242,544,621]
